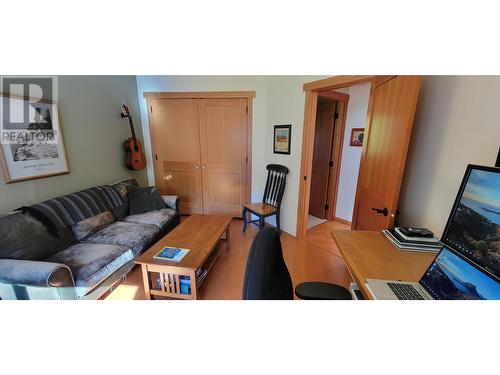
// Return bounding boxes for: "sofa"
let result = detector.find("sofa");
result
[0,178,180,300]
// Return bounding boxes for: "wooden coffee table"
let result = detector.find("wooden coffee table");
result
[135,214,232,300]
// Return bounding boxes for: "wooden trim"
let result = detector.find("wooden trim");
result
[318,90,350,102]
[303,76,374,92]
[143,91,256,99]
[334,216,352,226]
[297,75,375,239]
[246,98,253,205]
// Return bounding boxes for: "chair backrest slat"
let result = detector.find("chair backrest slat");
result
[262,164,289,208]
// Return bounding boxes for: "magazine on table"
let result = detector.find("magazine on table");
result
[153,247,190,262]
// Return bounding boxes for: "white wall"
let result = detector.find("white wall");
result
[335,83,371,222]
[399,76,500,236]
[135,75,327,235]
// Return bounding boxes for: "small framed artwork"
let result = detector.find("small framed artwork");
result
[350,128,365,147]
[273,124,291,155]
[0,94,70,183]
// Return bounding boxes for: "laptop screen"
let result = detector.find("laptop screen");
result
[420,247,500,300]
[442,165,500,278]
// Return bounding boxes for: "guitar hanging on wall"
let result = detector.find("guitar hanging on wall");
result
[121,102,147,170]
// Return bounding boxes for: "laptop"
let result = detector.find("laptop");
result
[367,164,500,300]
[366,246,500,300]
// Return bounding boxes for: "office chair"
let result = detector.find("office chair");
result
[242,164,288,233]
[242,227,352,300]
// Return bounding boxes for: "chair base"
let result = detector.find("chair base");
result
[295,282,352,300]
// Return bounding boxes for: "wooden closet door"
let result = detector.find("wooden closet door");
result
[198,98,247,216]
[149,98,203,214]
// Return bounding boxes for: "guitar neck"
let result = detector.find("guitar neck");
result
[128,117,137,142]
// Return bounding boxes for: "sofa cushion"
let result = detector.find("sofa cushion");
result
[71,211,115,241]
[0,212,75,261]
[111,178,140,219]
[129,187,166,215]
[83,221,159,255]
[122,208,177,229]
[46,243,133,298]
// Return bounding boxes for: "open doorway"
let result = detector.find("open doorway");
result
[307,83,371,231]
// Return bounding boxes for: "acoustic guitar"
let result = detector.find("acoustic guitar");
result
[121,103,147,170]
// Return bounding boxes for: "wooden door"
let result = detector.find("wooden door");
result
[309,101,336,218]
[352,76,421,230]
[149,98,204,214]
[198,98,247,216]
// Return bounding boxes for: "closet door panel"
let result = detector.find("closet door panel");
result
[149,98,203,214]
[199,98,247,216]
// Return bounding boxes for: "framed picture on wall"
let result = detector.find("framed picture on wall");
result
[273,124,291,155]
[0,94,70,183]
[350,128,365,147]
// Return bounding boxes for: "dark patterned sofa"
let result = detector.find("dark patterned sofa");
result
[0,178,179,300]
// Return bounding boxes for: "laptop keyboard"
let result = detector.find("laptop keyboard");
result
[387,282,425,300]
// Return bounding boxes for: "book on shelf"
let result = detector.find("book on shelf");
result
[382,229,442,253]
[153,246,190,262]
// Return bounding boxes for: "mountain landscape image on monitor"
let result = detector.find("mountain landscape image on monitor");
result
[445,169,500,276]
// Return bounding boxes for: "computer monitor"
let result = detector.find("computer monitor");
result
[420,247,500,300]
[442,165,500,278]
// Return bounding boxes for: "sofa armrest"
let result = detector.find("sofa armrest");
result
[161,195,179,211]
[0,259,74,288]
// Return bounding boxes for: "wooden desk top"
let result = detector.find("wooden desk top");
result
[331,230,437,299]
[135,214,232,269]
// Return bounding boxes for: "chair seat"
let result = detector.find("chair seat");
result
[244,203,277,217]
[295,282,352,300]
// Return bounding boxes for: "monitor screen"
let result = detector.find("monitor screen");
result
[442,165,500,277]
[420,247,500,300]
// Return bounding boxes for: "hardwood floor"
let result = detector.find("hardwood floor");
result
[104,219,352,300]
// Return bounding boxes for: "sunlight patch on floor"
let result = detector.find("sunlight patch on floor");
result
[105,284,139,300]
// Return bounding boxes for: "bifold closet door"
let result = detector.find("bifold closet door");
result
[198,98,247,216]
[149,98,204,214]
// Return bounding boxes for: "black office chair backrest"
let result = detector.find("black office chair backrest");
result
[262,164,289,208]
[242,227,293,300]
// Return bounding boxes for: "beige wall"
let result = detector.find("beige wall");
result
[399,76,500,236]
[136,75,327,235]
[0,76,147,214]
[335,83,371,222]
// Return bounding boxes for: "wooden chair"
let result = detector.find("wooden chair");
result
[242,164,289,233]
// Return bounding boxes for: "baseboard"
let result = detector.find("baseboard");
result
[334,216,352,226]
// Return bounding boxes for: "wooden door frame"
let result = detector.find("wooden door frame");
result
[297,76,376,239]
[144,91,255,212]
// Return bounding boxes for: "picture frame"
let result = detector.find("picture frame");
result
[0,94,70,183]
[350,127,365,147]
[273,124,291,155]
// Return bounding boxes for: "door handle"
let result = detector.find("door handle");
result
[195,164,199,169]
[371,207,388,216]
[202,164,206,169]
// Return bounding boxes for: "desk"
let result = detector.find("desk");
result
[331,230,437,299]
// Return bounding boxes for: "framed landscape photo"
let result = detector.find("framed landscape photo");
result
[273,124,291,155]
[0,94,69,183]
[350,127,365,147]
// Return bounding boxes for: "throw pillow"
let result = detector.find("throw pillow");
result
[129,187,166,215]
[71,211,115,241]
